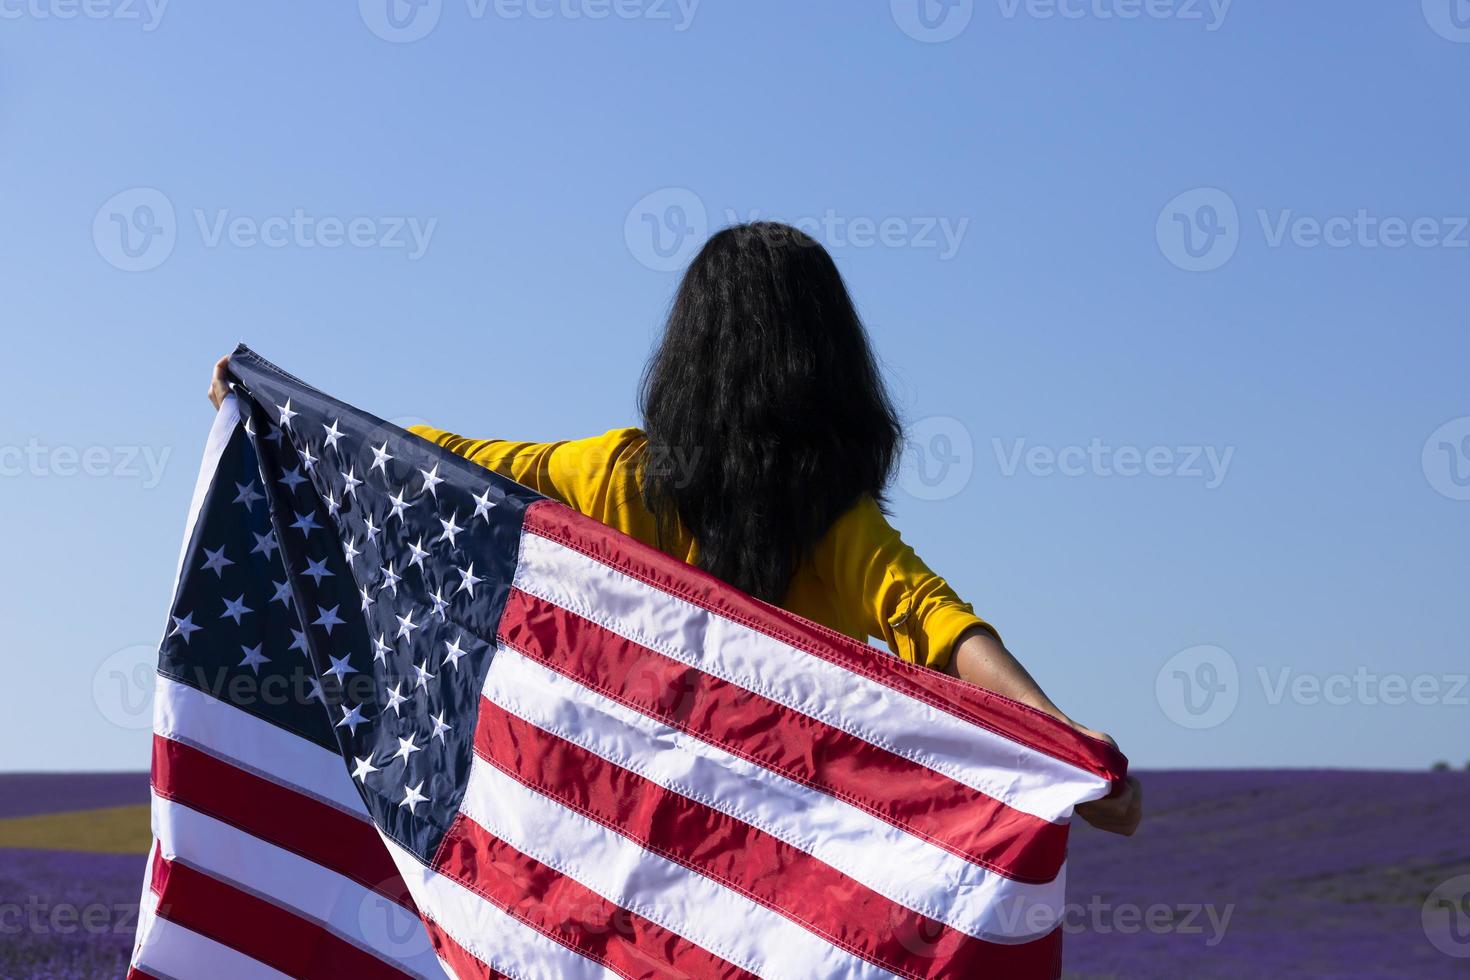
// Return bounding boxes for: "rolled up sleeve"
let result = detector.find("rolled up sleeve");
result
[813,495,995,670]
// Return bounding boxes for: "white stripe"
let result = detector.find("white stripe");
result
[484,646,1063,943]
[380,834,617,980]
[153,673,367,818]
[151,793,447,980]
[133,887,293,980]
[514,531,1109,822]
[458,753,898,980]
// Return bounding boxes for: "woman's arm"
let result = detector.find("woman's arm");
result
[946,625,1142,836]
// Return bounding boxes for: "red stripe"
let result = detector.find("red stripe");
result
[474,697,1062,979]
[522,499,1127,786]
[432,812,757,980]
[499,588,1068,884]
[146,847,409,980]
[151,734,415,910]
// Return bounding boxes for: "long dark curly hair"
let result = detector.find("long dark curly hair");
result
[638,222,902,604]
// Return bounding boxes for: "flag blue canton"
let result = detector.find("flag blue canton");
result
[161,346,541,862]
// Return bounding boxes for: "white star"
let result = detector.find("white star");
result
[342,536,362,564]
[220,594,252,624]
[399,781,428,815]
[342,467,363,498]
[289,628,310,655]
[322,418,344,450]
[387,488,410,523]
[350,755,379,782]
[325,653,357,681]
[411,660,435,691]
[471,487,493,522]
[419,463,444,498]
[233,481,263,509]
[379,562,401,595]
[238,643,269,674]
[363,514,381,544]
[264,424,285,447]
[437,512,463,547]
[201,545,233,578]
[455,562,483,598]
[336,703,369,735]
[430,711,452,743]
[313,604,345,635]
[359,585,374,611]
[277,398,297,429]
[278,467,307,491]
[372,634,391,664]
[392,734,422,764]
[394,610,419,640]
[303,556,334,584]
[407,537,430,569]
[384,683,410,716]
[370,442,394,474]
[307,676,326,704]
[299,445,318,472]
[169,612,201,644]
[428,587,449,620]
[250,530,279,559]
[324,491,340,517]
[270,579,293,607]
[442,635,469,670]
[290,510,320,537]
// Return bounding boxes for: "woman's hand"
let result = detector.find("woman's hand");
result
[208,354,232,410]
[1071,727,1143,836]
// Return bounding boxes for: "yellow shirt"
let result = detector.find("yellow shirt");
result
[410,424,992,669]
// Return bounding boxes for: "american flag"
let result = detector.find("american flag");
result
[131,345,1128,979]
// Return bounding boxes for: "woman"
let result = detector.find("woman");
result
[208,221,1141,835]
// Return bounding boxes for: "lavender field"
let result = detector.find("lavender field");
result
[1,770,1466,978]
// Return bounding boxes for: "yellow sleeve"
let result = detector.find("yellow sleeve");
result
[811,495,995,670]
[406,424,644,520]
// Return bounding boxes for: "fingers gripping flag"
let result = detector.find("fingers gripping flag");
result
[131,346,1128,979]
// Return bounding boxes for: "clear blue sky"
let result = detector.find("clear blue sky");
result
[2,1,1466,771]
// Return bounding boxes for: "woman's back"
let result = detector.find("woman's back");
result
[411,423,991,670]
